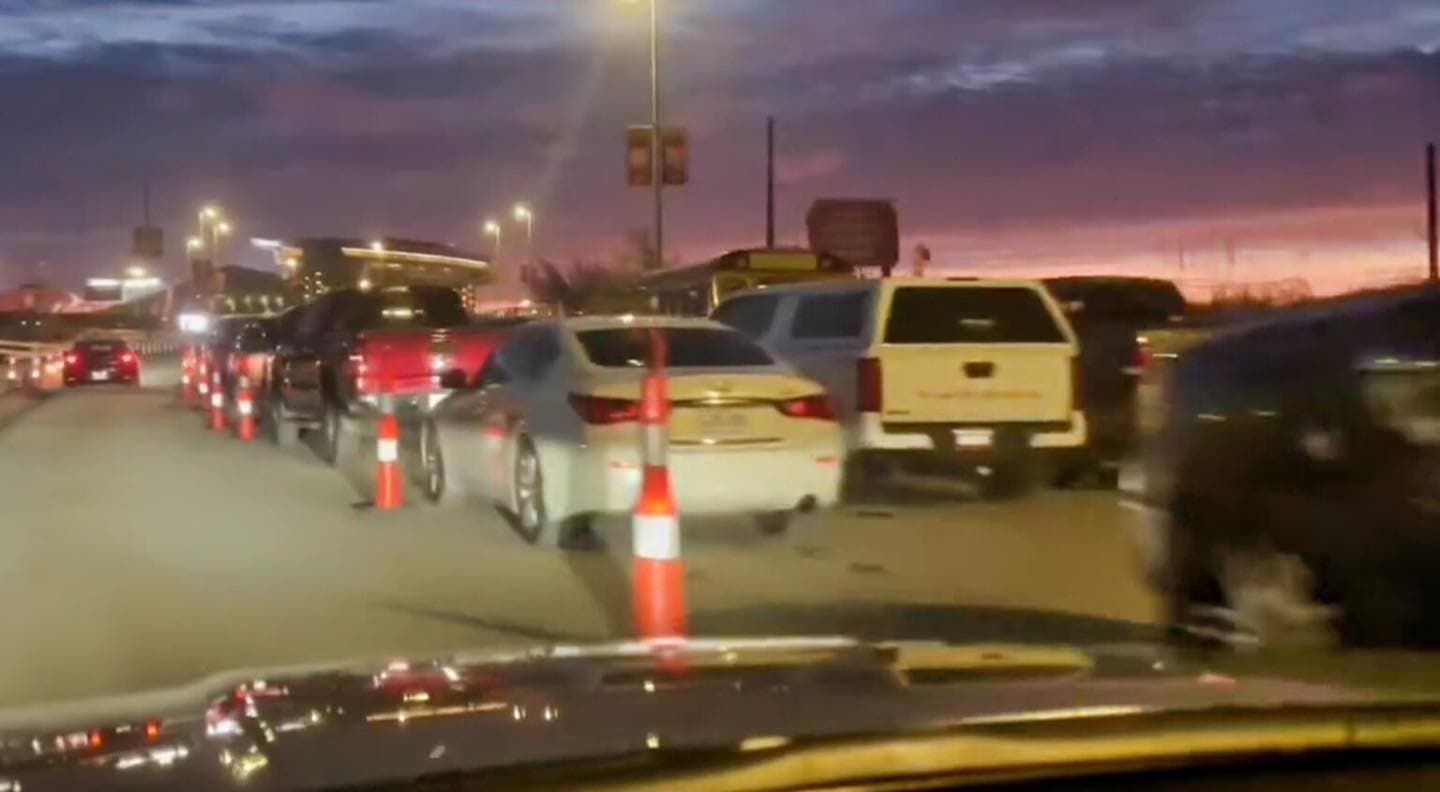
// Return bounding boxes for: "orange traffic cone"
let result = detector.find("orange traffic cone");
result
[632,329,686,641]
[209,371,227,433]
[374,397,404,510]
[235,376,256,442]
[181,349,196,406]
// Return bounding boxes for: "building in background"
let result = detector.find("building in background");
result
[253,237,492,311]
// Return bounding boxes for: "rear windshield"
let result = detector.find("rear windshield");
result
[75,340,127,353]
[884,287,1065,344]
[367,288,469,328]
[577,327,773,368]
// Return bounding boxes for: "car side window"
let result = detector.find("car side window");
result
[791,292,867,340]
[712,294,780,340]
[523,327,561,382]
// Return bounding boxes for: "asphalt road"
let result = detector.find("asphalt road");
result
[0,356,1160,710]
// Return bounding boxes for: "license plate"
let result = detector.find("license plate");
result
[953,429,993,448]
[91,371,110,381]
[694,409,751,438]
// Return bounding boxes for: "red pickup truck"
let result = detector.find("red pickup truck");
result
[266,286,504,463]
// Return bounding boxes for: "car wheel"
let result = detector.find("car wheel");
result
[264,394,297,447]
[508,437,594,549]
[419,419,445,504]
[978,459,1036,500]
[318,400,344,465]
[1212,547,1340,649]
[512,437,548,543]
[753,511,792,535]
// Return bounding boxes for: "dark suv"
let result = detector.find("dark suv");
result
[1137,284,1440,647]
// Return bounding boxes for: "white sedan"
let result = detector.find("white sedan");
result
[414,316,843,547]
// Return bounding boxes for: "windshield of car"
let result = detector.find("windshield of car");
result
[10,2,1440,788]
[577,326,773,368]
[884,287,1066,343]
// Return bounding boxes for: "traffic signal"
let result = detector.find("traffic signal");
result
[627,126,652,187]
[661,127,688,186]
[626,126,689,187]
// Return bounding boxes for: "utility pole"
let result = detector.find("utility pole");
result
[648,0,663,270]
[765,116,776,248]
[1427,142,1437,281]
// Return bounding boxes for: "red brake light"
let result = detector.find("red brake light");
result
[857,357,882,413]
[120,352,137,365]
[63,352,79,366]
[569,394,641,425]
[776,394,836,420]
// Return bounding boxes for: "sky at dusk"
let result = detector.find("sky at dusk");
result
[2,0,1440,296]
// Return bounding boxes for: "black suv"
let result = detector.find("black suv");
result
[1138,284,1440,647]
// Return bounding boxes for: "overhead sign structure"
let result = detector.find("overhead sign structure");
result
[132,226,163,260]
[805,199,899,277]
[626,126,689,187]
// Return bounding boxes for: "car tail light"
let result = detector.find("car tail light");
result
[568,394,640,425]
[120,352,137,365]
[776,394,836,420]
[1124,337,1152,377]
[63,352,79,366]
[857,357,882,413]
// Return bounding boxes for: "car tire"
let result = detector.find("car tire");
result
[318,400,345,465]
[979,459,1036,500]
[418,419,445,504]
[753,511,792,535]
[268,395,301,448]
[508,436,594,549]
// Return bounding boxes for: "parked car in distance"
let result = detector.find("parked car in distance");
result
[1132,283,1440,648]
[267,285,502,462]
[713,278,1084,498]
[417,317,842,546]
[62,338,139,386]
[1044,276,1186,484]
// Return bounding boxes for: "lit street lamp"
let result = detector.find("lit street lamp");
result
[483,219,503,264]
[512,203,534,266]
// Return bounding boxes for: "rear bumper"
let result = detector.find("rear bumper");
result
[851,411,1087,453]
[563,441,843,517]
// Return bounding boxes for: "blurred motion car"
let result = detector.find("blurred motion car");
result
[714,278,1083,498]
[417,316,842,546]
[266,285,502,462]
[1134,283,1440,648]
[61,338,139,386]
[1044,276,1187,485]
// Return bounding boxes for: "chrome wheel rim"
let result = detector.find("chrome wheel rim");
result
[423,428,443,499]
[515,445,542,535]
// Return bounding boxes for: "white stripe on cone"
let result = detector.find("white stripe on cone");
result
[377,438,399,463]
[237,398,253,416]
[633,514,680,560]
[210,392,223,409]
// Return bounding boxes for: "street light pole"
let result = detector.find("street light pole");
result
[484,220,503,267]
[648,0,663,270]
[513,204,534,267]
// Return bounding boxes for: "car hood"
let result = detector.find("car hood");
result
[0,636,1436,791]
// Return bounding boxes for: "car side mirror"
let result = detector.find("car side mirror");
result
[439,369,470,390]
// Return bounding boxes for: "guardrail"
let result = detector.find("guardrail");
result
[0,341,67,393]
[0,332,183,393]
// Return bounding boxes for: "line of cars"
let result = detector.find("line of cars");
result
[188,277,1094,548]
